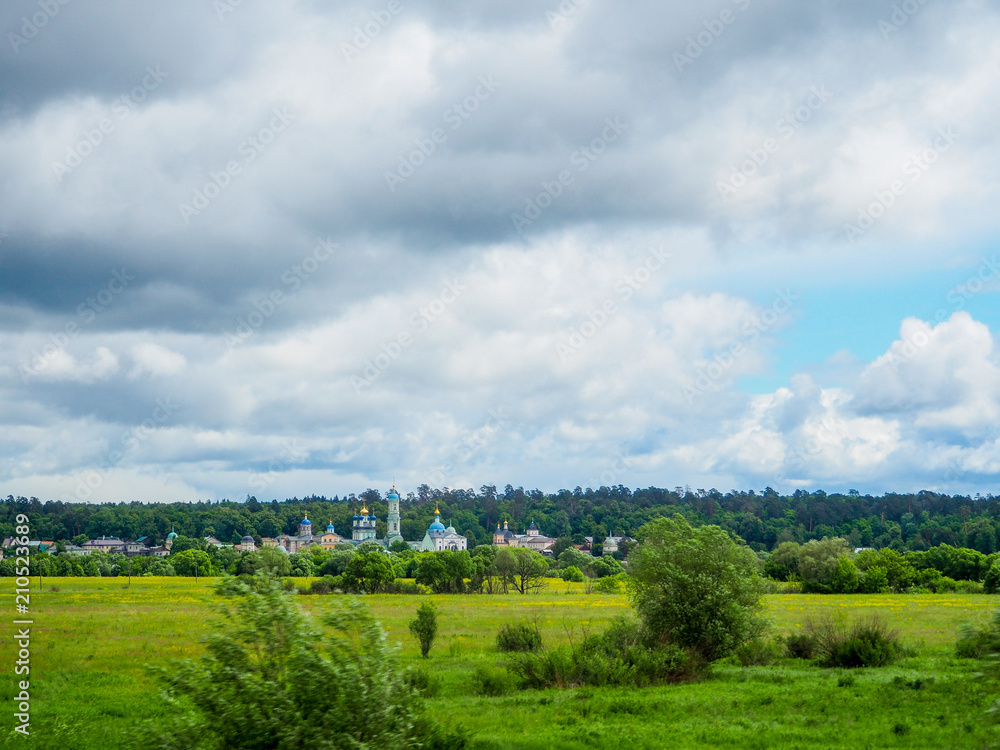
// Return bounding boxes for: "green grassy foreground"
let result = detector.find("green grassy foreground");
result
[2,578,1000,748]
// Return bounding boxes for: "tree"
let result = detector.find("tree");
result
[797,537,851,592]
[763,541,801,581]
[408,602,438,658]
[239,547,292,577]
[169,535,208,554]
[498,547,548,594]
[415,551,473,594]
[829,555,860,593]
[342,548,395,594]
[320,548,356,577]
[627,515,768,661]
[551,537,574,558]
[171,550,212,577]
[389,539,411,554]
[152,575,455,749]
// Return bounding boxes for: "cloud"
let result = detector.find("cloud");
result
[1,0,999,500]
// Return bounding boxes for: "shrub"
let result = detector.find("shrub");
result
[472,663,515,696]
[805,615,902,668]
[150,574,457,749]
[409,602,438,658]
[785,632,818,660]
[496,621,543,653]
[404,666,441,697]
[503,616,697,689]
[561,565,585,582]
[735,637,783,667]
[593,573,626,594]
[628,515,768,661]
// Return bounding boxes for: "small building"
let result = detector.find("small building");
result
[240,535,257,553]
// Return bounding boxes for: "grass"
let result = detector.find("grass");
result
[2,578,1000,748]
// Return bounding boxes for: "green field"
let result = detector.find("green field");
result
[3,579,1000,749]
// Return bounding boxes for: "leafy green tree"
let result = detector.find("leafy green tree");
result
[557,547,593,572]
[495,547,549,594]
[627,515,768,661]
[859,565,890,593]
[152,575,454,749]
[984,561,1000,594]
[415,551,473,593]
[408,602,438,658]
[763,541,801,580]
[561,565,585,582]
[342,548,395,594]
[855,548,915,591]
[172,550,212,577]
[389,539,411,553]
[169,535,208,554]
[830,555,860,593]
[798,537,851,593]
[551,537,574,558]
[470,545,498,593]
[320,548,355,577]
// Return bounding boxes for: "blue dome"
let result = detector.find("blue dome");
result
[241,535,254,543]
[353,515,359,520]
[327,524,335,533]
[429,520,446,531]
[301,517,312,525]
[388,490,399,499]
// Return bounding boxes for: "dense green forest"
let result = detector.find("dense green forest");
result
[3,485,999,554]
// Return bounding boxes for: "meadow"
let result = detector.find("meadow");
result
[2,578,1000,749]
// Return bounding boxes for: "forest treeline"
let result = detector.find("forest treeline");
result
[2,485,999,554]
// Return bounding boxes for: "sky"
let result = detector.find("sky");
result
[1,0,999,503]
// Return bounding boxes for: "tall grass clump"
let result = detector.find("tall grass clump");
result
[805,615,902,668]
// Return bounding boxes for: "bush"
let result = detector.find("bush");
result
[409,602,438,658]
[496,621,543,653]
[593,573,626,593]
[735,637,783,667]
[561,565,585,582]
[805,615,902,668]
[150,574,456,749]
[472,663,515,696]
[404,666,442,697]
[503,616,697,689]
[628,515,768,661]
[785,632,818,660]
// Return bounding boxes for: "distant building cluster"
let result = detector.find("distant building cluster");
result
[1,486,630,560]
[259,488,469,554]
